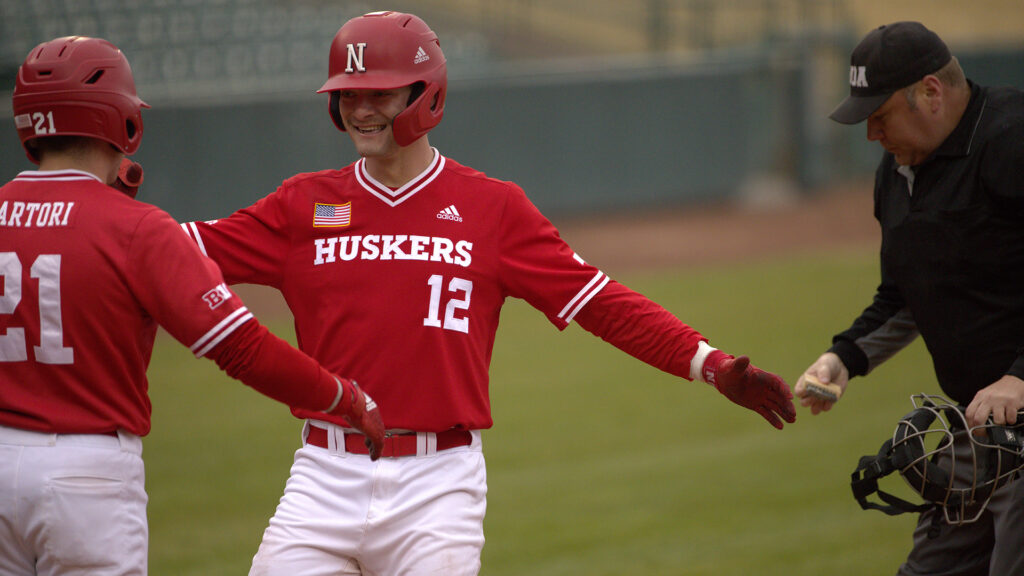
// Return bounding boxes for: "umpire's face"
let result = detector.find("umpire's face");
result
[338,86,414,159]
[865,78,945,167]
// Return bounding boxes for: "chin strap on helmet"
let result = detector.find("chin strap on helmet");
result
[851,437,935,516]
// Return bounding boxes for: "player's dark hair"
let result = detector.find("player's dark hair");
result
[30,135,97,160]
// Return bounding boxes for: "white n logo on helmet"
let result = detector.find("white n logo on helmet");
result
[346,43,367,73]
[849,65,868,88]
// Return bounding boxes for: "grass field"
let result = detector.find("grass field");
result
[144,246,932,575]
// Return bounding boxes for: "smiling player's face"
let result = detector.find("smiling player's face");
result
[338,86,413,158]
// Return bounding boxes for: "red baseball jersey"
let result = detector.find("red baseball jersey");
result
[182,152,706,431]
[0,170,254,436]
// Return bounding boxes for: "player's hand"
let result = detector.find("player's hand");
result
[328,377,385,460]
[704,352,796,429]
[965,375,1024,430]
[793,352,849,415]
[113,157,144,198]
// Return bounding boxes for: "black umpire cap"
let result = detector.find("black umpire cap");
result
[829,21,952,125]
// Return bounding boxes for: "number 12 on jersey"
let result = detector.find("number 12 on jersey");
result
[423,274,472,334]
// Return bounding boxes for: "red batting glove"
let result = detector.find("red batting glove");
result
[327,377,385,460]
[703,351,797,429]
[112,158,144,198]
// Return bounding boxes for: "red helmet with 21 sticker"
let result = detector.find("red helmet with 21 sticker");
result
[318,11,447,146]
[12,36,149,164]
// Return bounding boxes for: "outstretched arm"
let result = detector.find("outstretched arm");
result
[573,280,795,429]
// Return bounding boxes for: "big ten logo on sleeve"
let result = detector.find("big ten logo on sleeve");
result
[201,283,233,309]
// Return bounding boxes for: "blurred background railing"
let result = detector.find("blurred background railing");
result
[2,0,1022,220]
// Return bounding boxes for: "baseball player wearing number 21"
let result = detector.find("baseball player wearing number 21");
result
[0,36,384,575]
[181,11,796,575]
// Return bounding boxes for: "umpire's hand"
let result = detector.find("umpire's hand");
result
[966,375,1024,430]
[794,352,850,415]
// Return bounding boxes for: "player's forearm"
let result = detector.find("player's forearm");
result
[206,319,340,412]
[572,280,704,380]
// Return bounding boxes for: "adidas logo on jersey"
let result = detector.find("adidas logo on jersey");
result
[436,205,462,222]
[414,46,430,64]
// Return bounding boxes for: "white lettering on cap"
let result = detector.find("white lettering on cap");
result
[849,66,868,88]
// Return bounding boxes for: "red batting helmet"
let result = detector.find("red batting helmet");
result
[12,36,149,164]
[317,11,447,146]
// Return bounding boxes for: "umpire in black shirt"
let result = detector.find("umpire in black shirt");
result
[794,21,1024,576]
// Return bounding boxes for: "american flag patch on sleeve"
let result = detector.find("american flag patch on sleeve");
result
[313,202,352,228]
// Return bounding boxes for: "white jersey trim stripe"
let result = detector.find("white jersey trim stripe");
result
[356,148,445,207]
[180,221,210,257]
[191,307,254,357]
[15,169,102,183]
[563,274,610,324]
[558,271,609,324]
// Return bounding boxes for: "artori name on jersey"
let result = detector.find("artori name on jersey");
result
[314,234,473,267]
[0,200,74,228]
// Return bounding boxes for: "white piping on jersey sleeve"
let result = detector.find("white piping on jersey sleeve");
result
[557,270,610,324]
[180,221,218,257]
[190,307,254,358]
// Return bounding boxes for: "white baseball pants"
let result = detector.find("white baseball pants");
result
[0,424,147,575]
[250,420,487,576]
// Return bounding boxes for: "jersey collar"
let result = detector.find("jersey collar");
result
[932,82,986,159]
[15,169,103,183]
[354,148,446,207]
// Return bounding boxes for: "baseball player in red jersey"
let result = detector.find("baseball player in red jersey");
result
[0,36,384,575]
[181,11,796,575]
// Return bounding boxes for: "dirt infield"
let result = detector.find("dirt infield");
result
[554,178,879,274]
